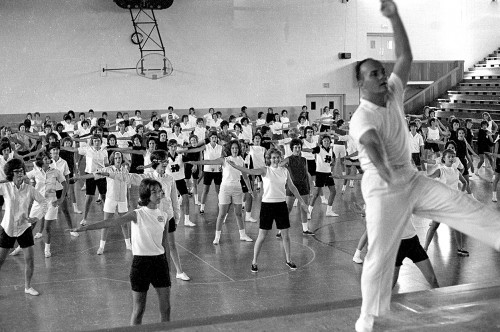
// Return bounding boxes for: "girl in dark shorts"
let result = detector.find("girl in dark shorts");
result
[72,178,172,325]
[183,134,202,205]
[226,148,308,273]
[60,137,82,214]
[0,159,47,296]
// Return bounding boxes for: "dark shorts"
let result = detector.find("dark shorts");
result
[424,142,440,152]
[0,227,34,249]
[184,164,200,180]
[458,157,469,176]
[478,145,492,155]
[315,172,335,187]
[272,134,284,140]
[320,125,330,132]
[241,177,249,193]
[306,159,316,176]
[85,176,107,196]
[395,235,429,267]
[411,153,421,167]
[167,217,176,233]
[175,179,188,196]
[203,172,222,186]
[286,181,309,196]
[259,202,290,230]
[130,254,171,292]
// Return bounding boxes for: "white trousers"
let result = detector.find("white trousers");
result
[359,166,500,318]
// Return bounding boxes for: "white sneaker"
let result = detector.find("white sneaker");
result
[321,196,328,204]
[10,247,22,256]
[73,208,82,214]
[325,210,339,217]
[24,287,39,296]
[353,255,363,264]
[34,232,43,239]
[240,234,253,242]
[70,232,79,237]
[184,221,196,227]
[355,314,374,332]
[247,216,258,223]
[341,185,346,194]
[80,219,87,226]
[349,180,354,188]
[96,247,104,255]
[293,200,298,207]
[176,272,191,281]
[213,238,220,245]
[44,250,51,258]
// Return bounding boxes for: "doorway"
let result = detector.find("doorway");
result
[305,94,345,123]
[367,33,395,60]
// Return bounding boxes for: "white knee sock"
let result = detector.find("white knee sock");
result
[201,203,205,210]
[99,240,106,249]
[45,243,51,251]
[214,230,222,240]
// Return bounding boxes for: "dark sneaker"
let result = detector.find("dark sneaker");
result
[276,232,282,239]
[251,264,258,273]
[286,261,297,270]
[302,230,315,236]
[457,249,469,257]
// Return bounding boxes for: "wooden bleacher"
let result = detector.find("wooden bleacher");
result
[436,47,500,124]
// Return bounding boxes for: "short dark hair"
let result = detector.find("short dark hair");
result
[4,158,26,181]
[409,121,417,128]
[150,150,167,169]
[481,120,489,127]
[355,58,376,81]
[138,178,162,207]
[290,138,303,151]
[0,143,11,154]
[35,150,51,168]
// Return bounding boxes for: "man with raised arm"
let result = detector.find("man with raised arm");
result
[350,1,500,331]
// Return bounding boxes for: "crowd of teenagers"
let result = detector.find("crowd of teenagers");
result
[0,102,498,325]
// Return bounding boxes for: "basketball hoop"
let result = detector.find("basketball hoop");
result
[136,53,173,80]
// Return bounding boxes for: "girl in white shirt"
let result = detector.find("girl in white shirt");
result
[227,148,308,273]
[240,117,253,143]
[73,178,172,325]
[424,149,469,256]
[72,151,131,255]
[186,140,253,245]
[248,134,266,190]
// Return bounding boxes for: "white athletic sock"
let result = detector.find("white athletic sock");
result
[246,211,252,219]
[73,203,79,209]
[99,240,106,249]
[493,192,498,200]
[185,215,190,222]
[45,243,51,251]
[326,205,332,212]
[124,238,131,247]
[354,249,362,258]
[194,196,199,204]
[342,184,346,190]
[302,223,308,232]
[342,171,346,176]
[201,203,205,210]
[238,229,246,237]
[214,230,222,240]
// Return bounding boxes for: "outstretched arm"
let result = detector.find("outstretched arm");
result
[382,0,412,87]
[186,158,223,166]
[226,160,266,176]
[71,211,137,232]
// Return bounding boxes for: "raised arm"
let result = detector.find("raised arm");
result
[359,129,394,184]
[382,0,412,87]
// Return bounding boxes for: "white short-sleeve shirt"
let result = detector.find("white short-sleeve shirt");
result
[349,73,411,171]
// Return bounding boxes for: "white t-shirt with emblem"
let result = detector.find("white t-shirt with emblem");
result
[132,207,168,256]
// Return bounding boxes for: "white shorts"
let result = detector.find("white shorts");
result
[103,198,128,214]
[218,186,243,205]
[30,197,58,220]
[333,144,346,158]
